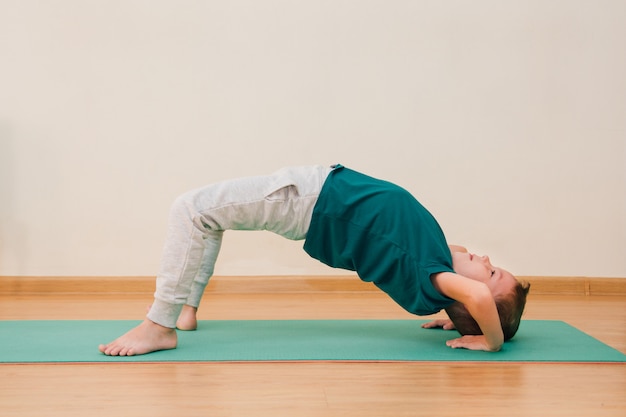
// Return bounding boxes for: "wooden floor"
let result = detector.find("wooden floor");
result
[0,277,625,417]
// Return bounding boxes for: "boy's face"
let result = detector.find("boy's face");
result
[451,251,518,297]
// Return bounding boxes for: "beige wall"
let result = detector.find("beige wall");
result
[1,1,624,277]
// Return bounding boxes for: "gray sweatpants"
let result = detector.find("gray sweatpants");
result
[147,165,333,328]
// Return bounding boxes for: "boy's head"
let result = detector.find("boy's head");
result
[446,273,530,341]
[449,251,530,340]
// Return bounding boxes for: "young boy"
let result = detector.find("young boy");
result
[99,164,529,356]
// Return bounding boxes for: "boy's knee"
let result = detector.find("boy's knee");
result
[168,192,201,224]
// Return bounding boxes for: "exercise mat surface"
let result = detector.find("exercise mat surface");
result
[0,320,624,363]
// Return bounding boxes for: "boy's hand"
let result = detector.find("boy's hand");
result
[421,319,456,330]
[446,335,501,352]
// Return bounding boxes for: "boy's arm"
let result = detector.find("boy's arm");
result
[448,245,468,254]
[431,272,504,352]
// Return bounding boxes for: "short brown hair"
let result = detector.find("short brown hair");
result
[445,280,530,341]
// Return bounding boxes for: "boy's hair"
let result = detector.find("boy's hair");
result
[445,280,531,341]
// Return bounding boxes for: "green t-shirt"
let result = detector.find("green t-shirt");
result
[303,165,455,315]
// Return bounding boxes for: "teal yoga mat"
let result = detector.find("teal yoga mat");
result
[0,320,624,363]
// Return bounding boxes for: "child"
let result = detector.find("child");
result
[99,164,529,356]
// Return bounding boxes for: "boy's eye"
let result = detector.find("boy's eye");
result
[491,270,496,277]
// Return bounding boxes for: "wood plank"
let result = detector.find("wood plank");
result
[589,278,626,295]
[1,275,625,295]
[0,362,624,417]
[0,275,376,295]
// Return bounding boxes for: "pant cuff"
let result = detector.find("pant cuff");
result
[147,298,184,329]
[185,281,207,308]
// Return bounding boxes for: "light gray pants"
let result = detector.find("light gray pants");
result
[147,165,333,328]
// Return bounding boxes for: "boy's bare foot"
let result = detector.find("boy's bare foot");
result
[99,319,177,356]
[176,305,198,331]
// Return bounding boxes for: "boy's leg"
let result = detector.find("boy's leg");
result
[148,164,331,329]
[176,236,222,330]
[99,165,332,355]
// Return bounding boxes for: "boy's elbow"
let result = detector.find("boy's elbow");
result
[486,334,504,352]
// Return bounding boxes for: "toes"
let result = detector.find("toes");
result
[99,342,123,356]
[99,343,114,355]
